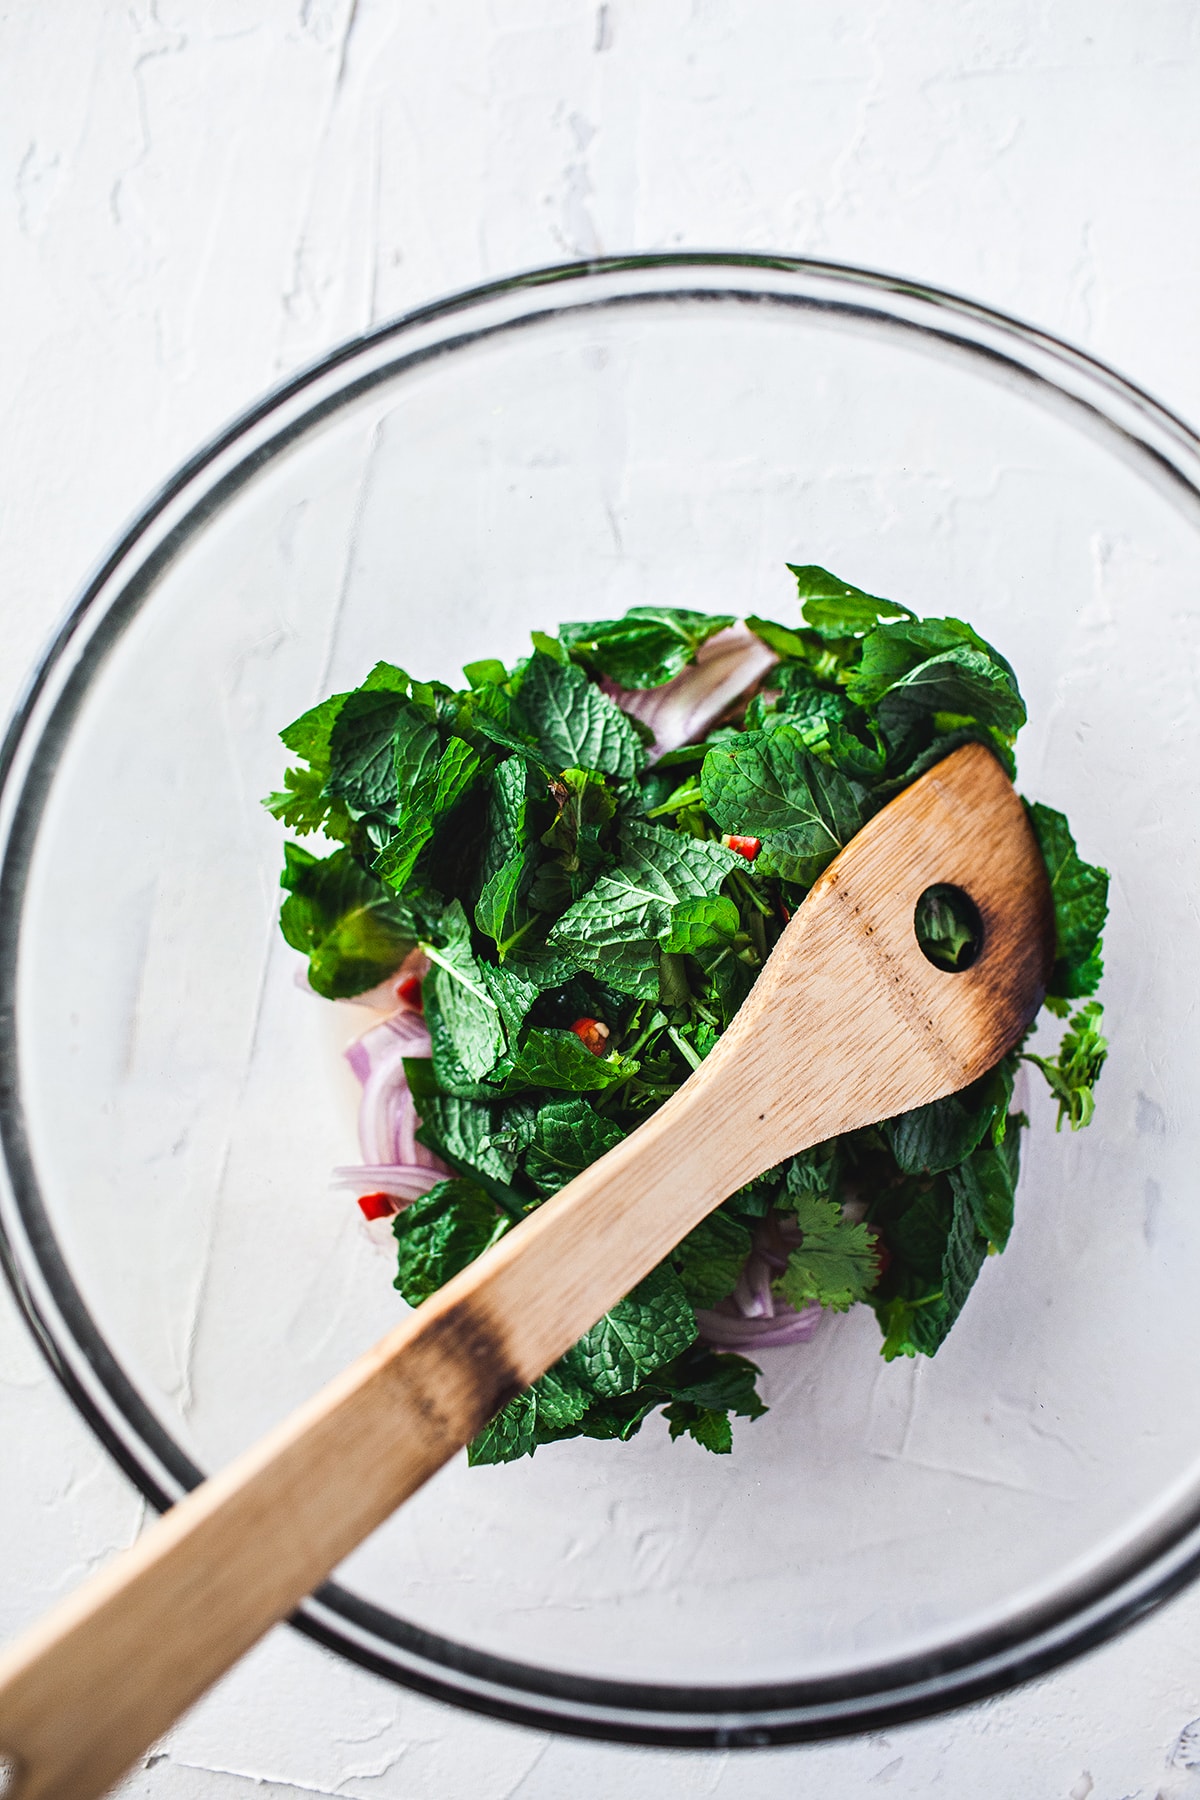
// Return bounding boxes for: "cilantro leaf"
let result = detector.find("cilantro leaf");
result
[775,1194,880,1312]
[278,842,415,999]
[558,606,736,688]
[657,1345,767,1453]
[392,1179,505,1307]
[1023,1002,1108,1130]
[519,650,644,778]
[264,764,353,842]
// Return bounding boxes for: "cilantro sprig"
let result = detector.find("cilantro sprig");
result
[268,563,1109,1451]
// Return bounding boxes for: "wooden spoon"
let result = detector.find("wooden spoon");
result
[0,742,1052,1800]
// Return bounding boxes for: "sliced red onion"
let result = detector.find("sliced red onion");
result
[695,1211,828,1352]
[602,622,778,759]
[342,1013,450,1239]
[332,1163,444,1203]
[695,1303,824,1350]
[348,1012,439,1167]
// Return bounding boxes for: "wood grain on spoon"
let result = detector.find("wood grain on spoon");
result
[0,742,1053,1800]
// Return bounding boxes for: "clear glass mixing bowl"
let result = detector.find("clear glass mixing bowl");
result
[3,256,1199,1746]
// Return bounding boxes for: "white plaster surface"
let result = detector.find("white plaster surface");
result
[5,4,1200,1794]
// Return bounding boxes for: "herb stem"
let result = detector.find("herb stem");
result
[728,868,773,917]
[645,782,705,818]
[418,942,499,1007]
[666,1024,704,1072]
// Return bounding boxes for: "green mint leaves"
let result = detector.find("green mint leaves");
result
[267,561,1110,1459]
[558,606,737,689]
[1026,803,1109,1004]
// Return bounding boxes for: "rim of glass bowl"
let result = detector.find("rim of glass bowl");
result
[3,253,1200,1748]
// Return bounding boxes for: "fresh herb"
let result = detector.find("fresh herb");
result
[268,563,1109,1457]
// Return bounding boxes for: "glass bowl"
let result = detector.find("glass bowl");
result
[3,255,1200,1747]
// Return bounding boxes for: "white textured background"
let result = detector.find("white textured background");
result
[4,4,1200,1795]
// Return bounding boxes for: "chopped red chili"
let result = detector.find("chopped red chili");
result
[394,973,424,1011]
[569,1017,611,1055]
[357,1192,396,1223]
[721,833,761,860]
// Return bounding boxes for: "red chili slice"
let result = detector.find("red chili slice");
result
[394,974,424,1011]
[721,833,762,860]
[569,1017,611,1055]
[357,1192,396,1222]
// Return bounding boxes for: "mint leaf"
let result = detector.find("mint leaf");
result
[948,1128,1021,1251]
[701,725,865,886]
[664,1406,733,1452]
[775,1194,880,1312]
[563,1264,697,1398]
[578,1393,659,1441]
[672,1211,752,1307]
[541,768,617,875]
[1026,803,1109,1000]
[762,689,887,782]
[475,757,537,957]
[559,606,736,688]
[524,1100,625,1194]
[416,1093,537,1186]
[872,647,1027,748]
[392,1179,504,1307]
[519,650,644,778]
[663,894,740,956]
[279,690,351,763]
[787,564,915,639]
[423,901,506,1082]
[325,687,410,817]
[505,1028,638,1093]
[549,820,738,997]
[375,737,484,892]
[391,698,442,804]
[278,842,415,998]
[468,1366,591,1465]
[845,617,999,705]
[653,1346,767,1417]
[886,1061,1014,1176]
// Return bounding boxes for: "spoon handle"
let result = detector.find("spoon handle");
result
[0,743,1053,1799]
[0,1071,754,1800]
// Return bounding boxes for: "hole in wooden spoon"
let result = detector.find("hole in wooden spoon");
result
[914,884,983,972]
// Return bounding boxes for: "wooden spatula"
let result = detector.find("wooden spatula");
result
[0,742,1052,1800]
